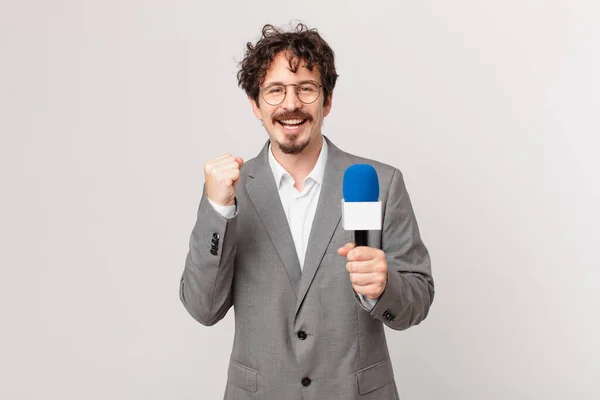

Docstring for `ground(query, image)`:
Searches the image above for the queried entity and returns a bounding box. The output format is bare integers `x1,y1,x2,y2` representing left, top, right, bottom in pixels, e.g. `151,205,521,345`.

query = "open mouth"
276,118,308,132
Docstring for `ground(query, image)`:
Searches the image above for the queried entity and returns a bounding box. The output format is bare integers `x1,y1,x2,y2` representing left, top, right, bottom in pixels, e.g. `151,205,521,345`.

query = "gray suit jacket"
180,137,434,399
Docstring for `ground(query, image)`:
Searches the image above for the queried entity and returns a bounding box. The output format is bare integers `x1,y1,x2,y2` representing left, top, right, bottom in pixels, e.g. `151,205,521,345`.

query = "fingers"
205,154,240,173
337,242,355,257
349,268,387,300
339,244,387,300
211,154,244,166
345,258,386,274
213,153,233,161
346,246,383,262
338,245,384,264
352,283,386,300
348,272,386,286
210,161,240,175
204,153,243,206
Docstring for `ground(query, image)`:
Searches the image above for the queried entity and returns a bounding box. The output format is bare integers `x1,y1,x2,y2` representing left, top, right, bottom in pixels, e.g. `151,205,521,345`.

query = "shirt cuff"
358,293,379,311
207,198,237,219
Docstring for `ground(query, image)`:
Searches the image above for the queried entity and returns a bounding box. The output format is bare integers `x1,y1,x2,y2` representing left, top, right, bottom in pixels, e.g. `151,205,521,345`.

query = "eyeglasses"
259,80,323,106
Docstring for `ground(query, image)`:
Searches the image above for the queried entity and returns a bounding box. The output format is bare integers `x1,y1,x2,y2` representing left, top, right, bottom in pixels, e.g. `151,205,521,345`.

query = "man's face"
251,52,333,156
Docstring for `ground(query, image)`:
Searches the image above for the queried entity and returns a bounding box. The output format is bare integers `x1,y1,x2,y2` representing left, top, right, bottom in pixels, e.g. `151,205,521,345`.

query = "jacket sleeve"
179,188,237,326
367,168,434,330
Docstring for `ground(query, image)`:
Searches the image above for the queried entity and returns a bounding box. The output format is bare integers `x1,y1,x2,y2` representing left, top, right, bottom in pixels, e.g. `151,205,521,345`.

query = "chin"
277,134,310,155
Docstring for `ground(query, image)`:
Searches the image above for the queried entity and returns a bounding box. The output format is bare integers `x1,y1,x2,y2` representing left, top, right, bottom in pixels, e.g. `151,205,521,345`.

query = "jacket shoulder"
335,145,400,184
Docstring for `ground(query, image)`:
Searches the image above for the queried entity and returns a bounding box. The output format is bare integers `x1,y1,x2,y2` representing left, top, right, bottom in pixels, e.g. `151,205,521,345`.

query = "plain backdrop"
1,1,598,399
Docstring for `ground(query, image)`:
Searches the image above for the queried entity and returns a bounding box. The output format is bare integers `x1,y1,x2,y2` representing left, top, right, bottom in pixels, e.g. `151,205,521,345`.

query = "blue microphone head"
343,164,379,202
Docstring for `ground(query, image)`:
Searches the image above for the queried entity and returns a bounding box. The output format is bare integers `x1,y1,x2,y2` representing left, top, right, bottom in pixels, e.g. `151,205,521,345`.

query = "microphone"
342,164,382,247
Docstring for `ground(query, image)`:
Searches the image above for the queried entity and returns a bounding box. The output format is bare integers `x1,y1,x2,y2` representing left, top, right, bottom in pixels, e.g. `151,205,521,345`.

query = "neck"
271,135,323,188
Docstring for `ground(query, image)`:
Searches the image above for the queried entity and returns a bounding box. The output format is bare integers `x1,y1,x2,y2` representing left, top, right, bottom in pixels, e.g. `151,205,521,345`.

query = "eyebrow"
262,81,284,87
262,80,317,87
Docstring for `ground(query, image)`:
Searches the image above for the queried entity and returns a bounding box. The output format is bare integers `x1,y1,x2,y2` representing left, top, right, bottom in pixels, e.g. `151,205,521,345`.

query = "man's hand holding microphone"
338,244,388,300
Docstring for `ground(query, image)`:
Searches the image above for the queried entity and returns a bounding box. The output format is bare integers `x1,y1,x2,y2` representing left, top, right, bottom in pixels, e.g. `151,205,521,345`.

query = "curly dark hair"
237,23,338,107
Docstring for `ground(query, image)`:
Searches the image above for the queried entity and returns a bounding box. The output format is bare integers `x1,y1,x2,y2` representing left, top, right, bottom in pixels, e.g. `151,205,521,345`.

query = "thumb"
337,242,356,257
235,157,244,169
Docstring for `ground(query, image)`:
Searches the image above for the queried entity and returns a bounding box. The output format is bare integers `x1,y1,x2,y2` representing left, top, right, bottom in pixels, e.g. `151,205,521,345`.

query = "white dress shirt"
208,138,378,309
267,140,327,269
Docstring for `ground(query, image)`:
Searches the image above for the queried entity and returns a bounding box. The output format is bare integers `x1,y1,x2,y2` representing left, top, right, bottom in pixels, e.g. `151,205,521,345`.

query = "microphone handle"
354,230,369,247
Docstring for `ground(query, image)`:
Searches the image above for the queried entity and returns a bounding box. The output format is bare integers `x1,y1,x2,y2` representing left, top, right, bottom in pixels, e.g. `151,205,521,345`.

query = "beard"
276,133,310,155
270,109,314,154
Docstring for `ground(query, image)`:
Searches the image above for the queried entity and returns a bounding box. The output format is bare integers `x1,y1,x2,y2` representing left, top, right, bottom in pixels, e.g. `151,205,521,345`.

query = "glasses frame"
259,80,323,106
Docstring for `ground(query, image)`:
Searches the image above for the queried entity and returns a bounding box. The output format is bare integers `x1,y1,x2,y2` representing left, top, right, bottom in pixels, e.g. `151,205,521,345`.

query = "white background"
1,1,598,399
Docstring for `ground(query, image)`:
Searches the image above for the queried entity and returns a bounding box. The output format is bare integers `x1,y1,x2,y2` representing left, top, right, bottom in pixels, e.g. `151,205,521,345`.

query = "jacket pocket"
357,358,394,395
227,361,258,393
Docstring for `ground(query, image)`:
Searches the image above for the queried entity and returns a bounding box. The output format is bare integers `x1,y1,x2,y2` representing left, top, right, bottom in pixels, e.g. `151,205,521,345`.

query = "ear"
323,92,333,117
250,97,263,121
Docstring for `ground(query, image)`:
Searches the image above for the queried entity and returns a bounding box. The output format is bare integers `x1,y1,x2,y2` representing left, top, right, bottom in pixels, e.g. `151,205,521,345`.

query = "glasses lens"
263,84,285,105
297,82,320,104
261,82,321,105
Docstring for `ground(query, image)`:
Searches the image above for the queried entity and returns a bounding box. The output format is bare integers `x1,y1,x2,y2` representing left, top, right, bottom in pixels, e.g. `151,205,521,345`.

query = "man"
180,23,434,399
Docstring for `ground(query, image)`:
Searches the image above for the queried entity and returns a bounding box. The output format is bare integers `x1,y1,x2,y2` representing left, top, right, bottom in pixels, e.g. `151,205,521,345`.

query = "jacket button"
301,377,311,387
212,233,220,240
210,248,218,256
297,331,307,340
383,309,396,321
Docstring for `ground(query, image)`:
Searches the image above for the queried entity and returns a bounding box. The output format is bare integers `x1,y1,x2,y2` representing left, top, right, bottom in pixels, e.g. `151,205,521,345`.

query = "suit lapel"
295,138,352,314
245,142,302,297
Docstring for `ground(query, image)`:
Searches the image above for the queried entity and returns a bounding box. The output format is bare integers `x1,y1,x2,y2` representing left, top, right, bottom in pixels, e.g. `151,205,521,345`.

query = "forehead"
263,52,321,84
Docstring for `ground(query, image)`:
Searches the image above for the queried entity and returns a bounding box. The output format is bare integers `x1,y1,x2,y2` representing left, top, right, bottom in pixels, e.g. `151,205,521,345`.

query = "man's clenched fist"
338,243,388,300
204,154,244,206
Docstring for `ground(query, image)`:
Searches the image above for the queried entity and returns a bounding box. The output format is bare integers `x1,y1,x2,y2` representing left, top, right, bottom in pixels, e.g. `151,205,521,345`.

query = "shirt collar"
268,137,328,188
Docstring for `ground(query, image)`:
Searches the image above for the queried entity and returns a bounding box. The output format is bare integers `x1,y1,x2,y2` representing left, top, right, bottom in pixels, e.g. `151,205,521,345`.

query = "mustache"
272,111,313,123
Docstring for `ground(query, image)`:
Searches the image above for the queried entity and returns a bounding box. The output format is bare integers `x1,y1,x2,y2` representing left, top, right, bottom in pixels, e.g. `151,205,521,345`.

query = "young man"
180,23,434,399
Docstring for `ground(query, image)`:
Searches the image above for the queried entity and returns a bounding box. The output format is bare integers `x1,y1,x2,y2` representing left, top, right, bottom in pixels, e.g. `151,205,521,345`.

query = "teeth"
280,119,304,125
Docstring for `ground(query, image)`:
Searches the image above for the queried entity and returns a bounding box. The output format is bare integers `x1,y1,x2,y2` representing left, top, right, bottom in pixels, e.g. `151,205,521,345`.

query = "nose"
280,84,303,111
